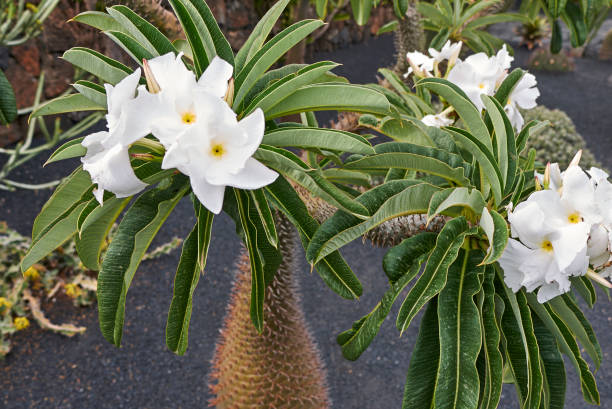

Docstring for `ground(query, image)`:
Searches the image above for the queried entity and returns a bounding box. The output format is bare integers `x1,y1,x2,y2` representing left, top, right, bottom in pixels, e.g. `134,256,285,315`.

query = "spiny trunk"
209,215,330,409
393,2,425,76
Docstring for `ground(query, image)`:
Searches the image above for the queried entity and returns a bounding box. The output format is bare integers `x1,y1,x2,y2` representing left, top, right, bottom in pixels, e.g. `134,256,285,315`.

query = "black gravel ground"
1,35,612,409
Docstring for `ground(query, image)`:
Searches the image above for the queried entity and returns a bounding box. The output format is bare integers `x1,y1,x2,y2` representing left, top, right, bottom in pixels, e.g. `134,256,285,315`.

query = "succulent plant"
209,215,330,409
517,16,551,50
599,28,612,61
527,47,575,72
522,105,603,170
102,0,182,40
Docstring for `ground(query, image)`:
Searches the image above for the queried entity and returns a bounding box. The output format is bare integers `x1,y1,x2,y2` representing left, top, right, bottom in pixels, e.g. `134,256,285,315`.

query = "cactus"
517,16,550,50
527,47,575,71
208,215,330,409
522,105,604,170
599,28,612,61
393,2,425,76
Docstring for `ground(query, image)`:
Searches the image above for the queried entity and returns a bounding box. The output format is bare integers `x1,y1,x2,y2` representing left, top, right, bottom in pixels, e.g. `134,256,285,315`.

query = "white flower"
404,51,435,78
160,92,278,214
143,52,233,147
587,224,611,268
429,40,462,66
447,54,500,111
421,112,453,128
504,72,540,131
81,69,150,203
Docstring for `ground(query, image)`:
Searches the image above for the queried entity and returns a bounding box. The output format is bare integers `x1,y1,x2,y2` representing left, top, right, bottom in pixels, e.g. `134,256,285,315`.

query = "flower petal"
190,177,226,214
207,157,278,189
81,144,146,203
198,56,233,98
498,238,531,292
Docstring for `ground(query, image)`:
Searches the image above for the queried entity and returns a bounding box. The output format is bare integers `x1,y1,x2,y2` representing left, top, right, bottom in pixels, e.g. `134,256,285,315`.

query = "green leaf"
32,168,93,240
244,61,340,115
549,295,602,369
497,283,542,409
62,47,132,85
105,30,155,63
316,0,329,17
98,176,189,346
377,20,399,35
30,93,106,119
396,217,475,334
402,299,440,409
250,189,278,248
21,202,88,273
344,142,472,186
262,126,374,155
45,137,86,165
0,69,17,125
383,232,438,283
166,199,213,355
234,0,291,73
254,145,367,216
231,189,281,332
75,197,129,270
393,0,408,18
479,208,508,265
571,276,596,308
533,314,566,409
445,127,503,205
417,2,451,26
306,170,370,218
72,80,108,107
307,181,441,264
435,249,483,409
478,266,503,409
234,19,324,108
527,293,599,404
493,69,524,107
549,0,569,19
482,95,509,185
417,78,492,153
107,5,175,56
427,187,486,221
351,0,373,25
551,19,563,53
265,176,362,299
338,253,424,361
264,83,391,119
465,13,528,29
562,2,587,47
169,0,233,76
71,10,124,32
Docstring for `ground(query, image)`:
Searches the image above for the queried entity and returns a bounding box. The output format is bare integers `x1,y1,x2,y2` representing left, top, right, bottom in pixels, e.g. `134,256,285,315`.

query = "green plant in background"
0,220,181,358
519,0,611,53
0,0,59,46
0,71,104,191
522,105,603,170
518,15,550,50
0,0,60,125
416,0,527,54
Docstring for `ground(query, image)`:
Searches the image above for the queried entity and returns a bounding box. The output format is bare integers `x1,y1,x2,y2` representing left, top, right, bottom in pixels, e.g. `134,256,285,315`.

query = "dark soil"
1,35,612,409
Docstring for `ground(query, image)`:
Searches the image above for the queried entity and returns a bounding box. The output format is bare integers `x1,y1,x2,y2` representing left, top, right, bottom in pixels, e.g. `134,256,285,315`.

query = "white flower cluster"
81,53,278,214
406,41,540,131
499,152,612,303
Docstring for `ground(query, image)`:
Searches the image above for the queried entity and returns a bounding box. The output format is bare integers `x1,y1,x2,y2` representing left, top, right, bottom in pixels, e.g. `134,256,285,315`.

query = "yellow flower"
65,283,81,298
24,266,40,281
14,317,30,331
0,297,12,312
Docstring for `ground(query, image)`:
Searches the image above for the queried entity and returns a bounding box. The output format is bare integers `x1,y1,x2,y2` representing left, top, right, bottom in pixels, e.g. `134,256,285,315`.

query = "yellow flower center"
181,112,197,124
211,143,225,158
478,83,485,89
568,213,581,224
541,240,553,252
